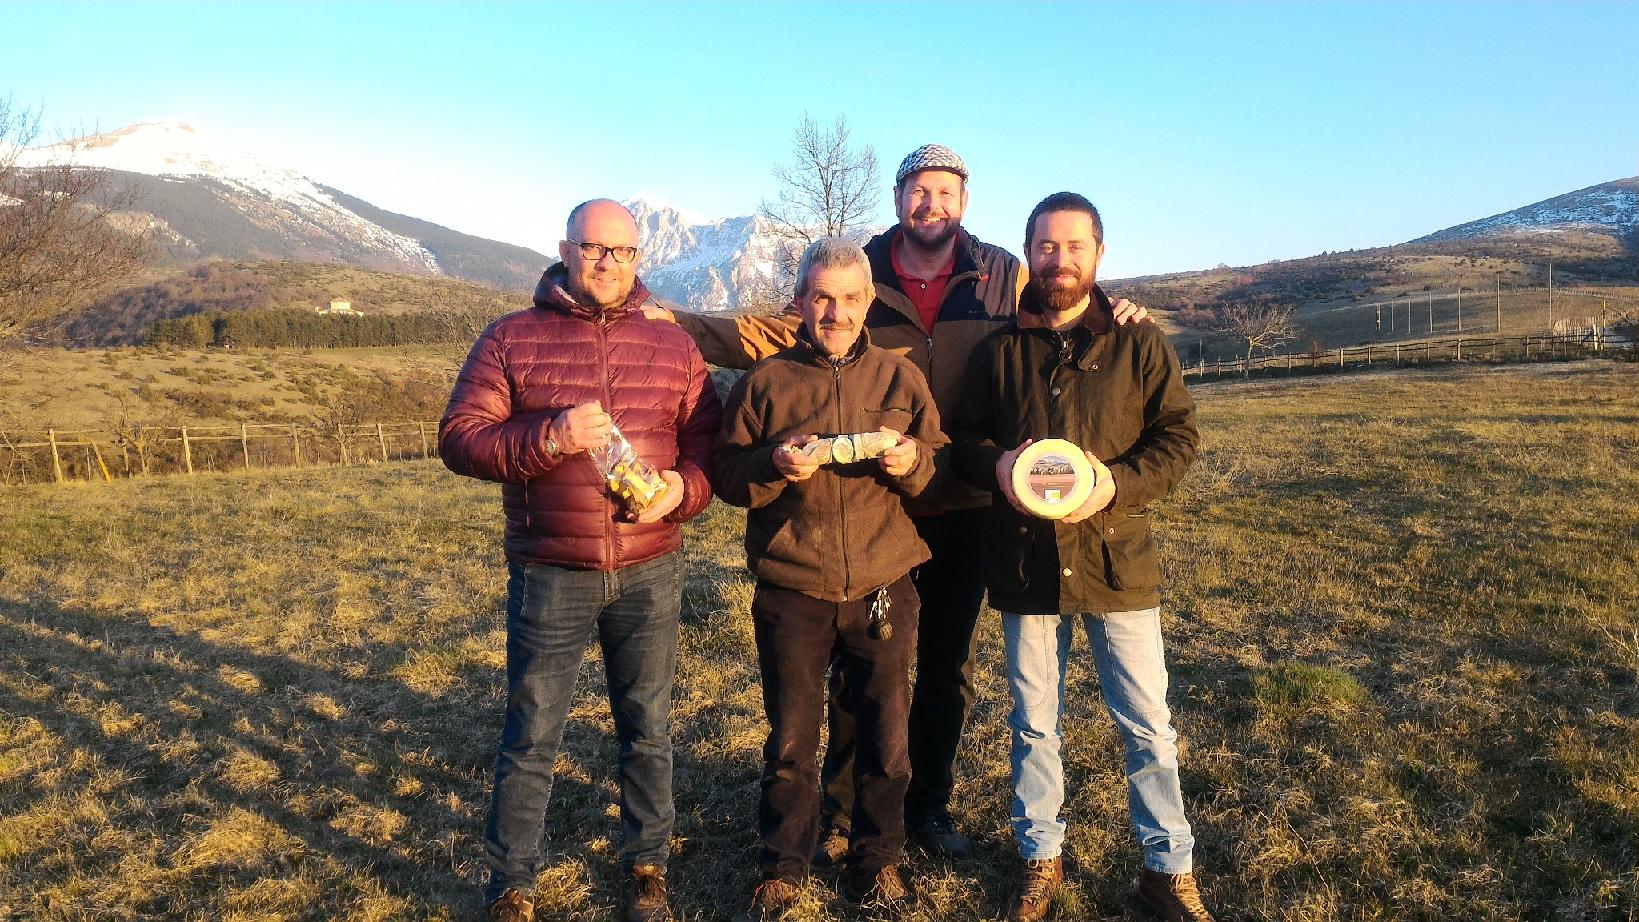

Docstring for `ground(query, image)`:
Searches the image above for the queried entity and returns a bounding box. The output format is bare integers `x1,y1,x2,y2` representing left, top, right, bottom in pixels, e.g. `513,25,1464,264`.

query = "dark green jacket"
949,286,1198,614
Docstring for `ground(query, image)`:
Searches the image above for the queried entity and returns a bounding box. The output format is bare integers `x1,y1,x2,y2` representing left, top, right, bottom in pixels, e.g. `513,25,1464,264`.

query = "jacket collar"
1015,282,1115,335
794,324,872,368
532,263,652,322
864,225,985,297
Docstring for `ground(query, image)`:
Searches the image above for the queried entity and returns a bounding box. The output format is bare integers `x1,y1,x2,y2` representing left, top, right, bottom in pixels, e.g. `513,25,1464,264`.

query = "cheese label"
1011,439,1096,519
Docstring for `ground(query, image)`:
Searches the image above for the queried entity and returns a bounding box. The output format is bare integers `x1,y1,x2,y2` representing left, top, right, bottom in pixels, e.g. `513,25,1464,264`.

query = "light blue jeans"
1003,607,1194,873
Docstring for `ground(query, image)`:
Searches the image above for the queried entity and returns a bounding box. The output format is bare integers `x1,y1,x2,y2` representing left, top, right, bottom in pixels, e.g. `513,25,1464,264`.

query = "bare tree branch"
752,114,879,307
1211,301,1300,377
0,99,154,350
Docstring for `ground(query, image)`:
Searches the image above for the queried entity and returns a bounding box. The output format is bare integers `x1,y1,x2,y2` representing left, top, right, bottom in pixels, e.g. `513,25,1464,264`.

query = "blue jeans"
483,552,682,903
1003,607,1195,874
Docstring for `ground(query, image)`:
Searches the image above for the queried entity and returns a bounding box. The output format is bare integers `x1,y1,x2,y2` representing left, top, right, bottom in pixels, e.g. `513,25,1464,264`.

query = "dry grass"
0,360,1635,920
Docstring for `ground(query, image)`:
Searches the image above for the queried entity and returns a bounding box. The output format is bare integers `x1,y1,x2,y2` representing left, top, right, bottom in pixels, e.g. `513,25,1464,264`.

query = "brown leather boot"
485,888,535,922
1007,856,1063,922
736,877,802,922
812,820,850,868
848,864,911,916
622,863,673,922
1133,869,1215,922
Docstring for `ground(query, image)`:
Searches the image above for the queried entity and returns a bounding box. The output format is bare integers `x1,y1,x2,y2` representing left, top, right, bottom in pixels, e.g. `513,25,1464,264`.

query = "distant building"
316,299,361,316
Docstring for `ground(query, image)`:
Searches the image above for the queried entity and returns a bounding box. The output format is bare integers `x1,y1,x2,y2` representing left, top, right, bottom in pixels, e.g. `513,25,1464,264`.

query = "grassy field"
0,345,466,433
1,361,1636,921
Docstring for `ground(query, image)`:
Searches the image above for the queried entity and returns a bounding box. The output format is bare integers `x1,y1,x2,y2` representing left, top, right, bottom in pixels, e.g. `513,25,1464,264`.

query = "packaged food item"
592,422,668,515
1010,438,1096,519
789,430,899,465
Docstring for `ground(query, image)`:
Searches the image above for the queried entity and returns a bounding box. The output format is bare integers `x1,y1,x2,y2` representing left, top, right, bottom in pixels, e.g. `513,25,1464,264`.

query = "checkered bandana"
894,144,969,185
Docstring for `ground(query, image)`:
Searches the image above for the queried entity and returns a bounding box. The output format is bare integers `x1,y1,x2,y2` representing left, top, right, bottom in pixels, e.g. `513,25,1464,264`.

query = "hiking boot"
907,812,971,860
1007,857,1063,922
848,864,911,916
621,863,673,922
1133,869,1215,922
485,888,535,922
735,877,802,922
812,820,851,868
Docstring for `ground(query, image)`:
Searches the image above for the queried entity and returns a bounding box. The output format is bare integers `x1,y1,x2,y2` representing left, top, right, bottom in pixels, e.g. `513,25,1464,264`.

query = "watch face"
830,435,856,464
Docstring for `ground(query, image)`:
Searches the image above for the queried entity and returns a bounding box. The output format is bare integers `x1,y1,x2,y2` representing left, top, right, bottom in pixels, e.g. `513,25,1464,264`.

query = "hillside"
0,344,467,432
1,361,1634,920
48,261,532,346
18,122,549,291
1109,227,1637,358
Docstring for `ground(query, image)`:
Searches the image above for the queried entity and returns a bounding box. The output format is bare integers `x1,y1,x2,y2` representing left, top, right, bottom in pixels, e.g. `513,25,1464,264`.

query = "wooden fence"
1183,329,1636,381
1,420,441,486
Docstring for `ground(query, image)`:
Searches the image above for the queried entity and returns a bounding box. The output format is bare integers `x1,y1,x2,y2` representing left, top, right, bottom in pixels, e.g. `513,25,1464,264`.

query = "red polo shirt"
890,239,955,332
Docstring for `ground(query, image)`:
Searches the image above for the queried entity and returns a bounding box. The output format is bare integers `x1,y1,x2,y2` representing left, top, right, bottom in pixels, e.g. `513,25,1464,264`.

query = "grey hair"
794,237,874,299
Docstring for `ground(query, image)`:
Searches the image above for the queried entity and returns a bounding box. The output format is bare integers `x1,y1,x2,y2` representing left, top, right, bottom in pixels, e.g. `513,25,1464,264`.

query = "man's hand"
877,428,916,478
551,401,612,453
642,305,677,323
772,434,822,482
632,470,685,524
994,439,1035,516
1111,298,1151,325
1061,452,1115,523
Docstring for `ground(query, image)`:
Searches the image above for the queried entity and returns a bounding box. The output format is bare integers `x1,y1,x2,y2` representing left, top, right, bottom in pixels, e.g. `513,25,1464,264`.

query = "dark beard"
900,219,959,251
1027,272,1094,314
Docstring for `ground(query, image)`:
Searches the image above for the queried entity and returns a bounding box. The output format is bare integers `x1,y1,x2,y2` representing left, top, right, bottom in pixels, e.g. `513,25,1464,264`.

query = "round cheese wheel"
1010,438,1096,519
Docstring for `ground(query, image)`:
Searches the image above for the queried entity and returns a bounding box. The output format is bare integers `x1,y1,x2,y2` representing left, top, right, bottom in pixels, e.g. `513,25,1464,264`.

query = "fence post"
1366,344,1372,365
1524,336,1531,359
377,423,389,463
241,423,251,470
291,425,302,466
419,421,430,459
1425,339,1432,363
181,427,194,475
1456,338,1463,362
1394,343,1400,363
1338,347,1344,368
48,429,64,483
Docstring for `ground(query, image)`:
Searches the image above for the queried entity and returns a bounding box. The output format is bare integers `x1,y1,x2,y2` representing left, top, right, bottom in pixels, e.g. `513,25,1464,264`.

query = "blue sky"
4,0,1636,279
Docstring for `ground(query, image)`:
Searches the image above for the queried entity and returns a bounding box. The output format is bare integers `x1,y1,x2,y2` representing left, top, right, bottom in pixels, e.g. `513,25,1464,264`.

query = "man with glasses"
440,198,722,922
648,146,1149,863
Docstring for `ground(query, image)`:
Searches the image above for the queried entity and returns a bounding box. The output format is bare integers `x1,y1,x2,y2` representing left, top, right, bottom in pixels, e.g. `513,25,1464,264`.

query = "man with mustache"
713,237,946,918
650,145,1149,862
949,192,1212,922
440,199,721,922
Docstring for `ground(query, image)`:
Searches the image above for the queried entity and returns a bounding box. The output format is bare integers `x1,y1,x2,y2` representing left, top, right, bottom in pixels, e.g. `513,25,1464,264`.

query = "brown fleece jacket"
712,328,949,602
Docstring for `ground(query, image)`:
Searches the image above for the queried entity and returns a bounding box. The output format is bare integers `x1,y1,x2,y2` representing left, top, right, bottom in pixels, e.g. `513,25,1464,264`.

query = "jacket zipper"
832,361,851,600
599,317,614,572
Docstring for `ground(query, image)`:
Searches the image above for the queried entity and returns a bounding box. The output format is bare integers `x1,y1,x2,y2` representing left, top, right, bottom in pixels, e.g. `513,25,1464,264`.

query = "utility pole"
1547,260,1554,333
1375,302,1382,332
1428,291,1434,335
1456,286,1463,333
1495,273,1502,332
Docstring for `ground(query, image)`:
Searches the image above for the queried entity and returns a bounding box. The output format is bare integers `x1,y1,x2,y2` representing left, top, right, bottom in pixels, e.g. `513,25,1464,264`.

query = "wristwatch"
544,434,562,458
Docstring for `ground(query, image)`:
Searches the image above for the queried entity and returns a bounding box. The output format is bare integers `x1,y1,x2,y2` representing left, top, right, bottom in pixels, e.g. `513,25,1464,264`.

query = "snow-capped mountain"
627,199,787,311
1414,177,1638,243
16,122,547,291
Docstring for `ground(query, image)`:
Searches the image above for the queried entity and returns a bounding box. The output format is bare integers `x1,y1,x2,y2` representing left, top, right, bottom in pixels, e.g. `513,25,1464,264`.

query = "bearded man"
949,192,1213,922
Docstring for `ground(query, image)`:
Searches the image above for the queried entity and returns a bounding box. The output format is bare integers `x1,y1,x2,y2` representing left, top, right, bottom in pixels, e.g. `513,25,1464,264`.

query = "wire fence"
1182,329,1636,381
1,420,441,486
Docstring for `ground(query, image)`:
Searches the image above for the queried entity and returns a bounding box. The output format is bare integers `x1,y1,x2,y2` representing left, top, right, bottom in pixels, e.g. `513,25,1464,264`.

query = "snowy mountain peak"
1416,177,1638,243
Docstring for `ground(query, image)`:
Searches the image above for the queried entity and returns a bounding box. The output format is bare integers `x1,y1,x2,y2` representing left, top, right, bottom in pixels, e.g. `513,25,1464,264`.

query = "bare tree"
752,114,880,307
0,100,153,349
1212,301,1300,377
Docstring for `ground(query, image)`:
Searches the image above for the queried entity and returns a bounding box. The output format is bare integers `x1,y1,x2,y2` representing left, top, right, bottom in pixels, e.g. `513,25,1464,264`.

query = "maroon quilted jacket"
439,265,721,570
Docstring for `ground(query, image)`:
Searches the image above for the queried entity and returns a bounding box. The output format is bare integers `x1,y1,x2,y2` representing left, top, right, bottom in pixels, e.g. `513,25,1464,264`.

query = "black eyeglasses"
569,239,639,265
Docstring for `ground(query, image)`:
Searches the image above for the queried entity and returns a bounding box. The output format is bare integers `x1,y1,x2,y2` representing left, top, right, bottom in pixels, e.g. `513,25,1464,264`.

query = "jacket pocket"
986,516,1035,595
868,407,915,436
1101,512,1160,592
